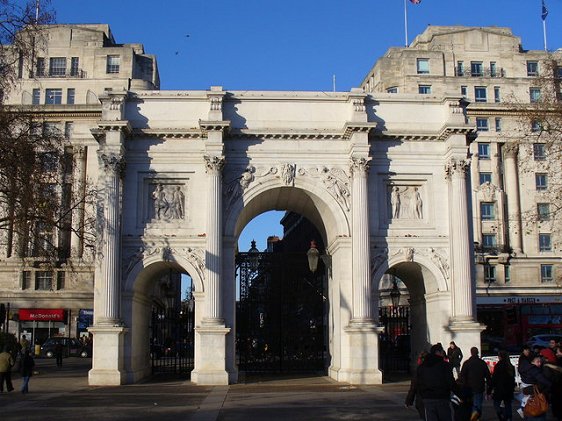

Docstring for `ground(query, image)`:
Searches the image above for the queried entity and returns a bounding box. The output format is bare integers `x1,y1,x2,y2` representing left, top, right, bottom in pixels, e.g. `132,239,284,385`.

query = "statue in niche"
170,186,185,219
280,163,296,186
152,184,169,220
390,186,401,218
411,187,423,219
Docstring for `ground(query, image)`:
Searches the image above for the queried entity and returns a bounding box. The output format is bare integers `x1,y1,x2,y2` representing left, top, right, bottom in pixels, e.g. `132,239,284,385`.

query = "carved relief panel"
141,178,189,224
387,184,425,221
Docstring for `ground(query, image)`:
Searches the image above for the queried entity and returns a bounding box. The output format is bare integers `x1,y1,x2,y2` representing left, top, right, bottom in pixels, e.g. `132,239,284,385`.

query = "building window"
495,118,502,132
35,271,53,290
476,118,489,132
386,87,398,93
70,57,79,76
533,143,546,160
471,61,483,77
504,265,511,283
66,88,75,105
479,172,492,185
531,120,542,132
32,88,40,105
541,265,553,282
22,271,32,290
482,233,497,250
106,55,120,73
530,87,541,103
494,86,501,103
527,61,539,76
56,271,65,290
45,88,62,105
49,57,66,77
484,264,496,283
461,85,467,97
457,61,464,76
64,122,74,139
417,58,429,74
36,57,45,77
539,234,552,252
475,86,487,102
478,143,490,159
480,202,495,221
537,203,550,221
490,62,497,77
418,85,431,94
535,173,548,191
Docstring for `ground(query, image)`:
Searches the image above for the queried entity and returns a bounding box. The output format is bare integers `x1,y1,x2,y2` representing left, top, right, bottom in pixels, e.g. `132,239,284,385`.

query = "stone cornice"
228,129,344,140
343,122,377,139
131,128,202,139
199,120,230,138
3,104,102,119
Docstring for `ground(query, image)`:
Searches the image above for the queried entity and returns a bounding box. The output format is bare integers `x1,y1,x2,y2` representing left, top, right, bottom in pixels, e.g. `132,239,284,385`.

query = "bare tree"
0,1,96,263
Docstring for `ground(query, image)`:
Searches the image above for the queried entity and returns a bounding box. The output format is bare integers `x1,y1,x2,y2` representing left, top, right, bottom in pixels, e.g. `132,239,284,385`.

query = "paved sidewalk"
0,358,551,420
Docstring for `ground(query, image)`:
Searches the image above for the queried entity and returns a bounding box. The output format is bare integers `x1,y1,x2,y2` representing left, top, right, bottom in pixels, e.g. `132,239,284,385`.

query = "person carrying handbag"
519,355,551,421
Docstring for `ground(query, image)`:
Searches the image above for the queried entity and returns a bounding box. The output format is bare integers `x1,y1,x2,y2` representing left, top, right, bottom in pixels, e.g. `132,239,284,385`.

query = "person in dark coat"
54,342,63,367
488,350,516,421
460,347,491,421
406,350,428,420
417,343,455,421
20,349,35,394
518,345,534,380
520,355,551,421
543,352,562,421
448,342,463,378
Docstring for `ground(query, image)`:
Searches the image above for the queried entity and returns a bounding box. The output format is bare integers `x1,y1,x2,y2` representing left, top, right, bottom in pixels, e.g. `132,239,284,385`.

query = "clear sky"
49,0,562,252
51,0,562,92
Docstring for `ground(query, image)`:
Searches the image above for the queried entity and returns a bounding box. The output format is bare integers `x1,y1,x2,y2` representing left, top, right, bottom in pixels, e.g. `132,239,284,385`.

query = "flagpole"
404,0,408,47
542,19,547,51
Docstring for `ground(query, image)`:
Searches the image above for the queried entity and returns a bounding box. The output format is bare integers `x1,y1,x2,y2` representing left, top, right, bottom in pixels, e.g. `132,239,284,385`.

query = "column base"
338,323,384,385
449,319,486,359
192,325,231,385
88,325,128,386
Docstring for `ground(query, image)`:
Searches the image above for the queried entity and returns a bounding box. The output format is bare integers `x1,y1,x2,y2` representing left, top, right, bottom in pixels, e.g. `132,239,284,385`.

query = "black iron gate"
236,251,326,372
379,306,411,373
150,303,195,375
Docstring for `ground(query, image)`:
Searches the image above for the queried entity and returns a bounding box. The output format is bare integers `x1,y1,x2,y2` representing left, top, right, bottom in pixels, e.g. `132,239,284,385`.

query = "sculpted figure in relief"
411,187,423,219
280,163,296,186
152,184,169,220
170,186,185,219
322,167,350,211
391,186,401,219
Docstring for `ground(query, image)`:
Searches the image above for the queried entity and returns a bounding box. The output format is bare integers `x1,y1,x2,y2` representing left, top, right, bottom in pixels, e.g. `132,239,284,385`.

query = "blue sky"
50,0,562,252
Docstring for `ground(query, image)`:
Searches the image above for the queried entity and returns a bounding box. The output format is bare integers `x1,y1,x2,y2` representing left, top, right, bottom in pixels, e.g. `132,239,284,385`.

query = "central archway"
223,180,352,381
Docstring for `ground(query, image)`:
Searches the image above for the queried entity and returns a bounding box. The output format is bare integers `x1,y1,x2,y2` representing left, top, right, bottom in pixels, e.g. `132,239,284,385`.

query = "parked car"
526,334,562,350
40,337,91,358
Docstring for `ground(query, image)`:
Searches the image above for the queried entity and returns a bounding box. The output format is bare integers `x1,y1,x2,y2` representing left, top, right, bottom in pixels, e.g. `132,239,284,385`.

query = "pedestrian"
459,347,491,421
543,348,562,421
488,350,516,421
54,342,63,367
406,350,428,420
20,349,35,394
519,355,551,420
448,341,463,379
0,347,15,393
19,335,30,353
417,343,455,421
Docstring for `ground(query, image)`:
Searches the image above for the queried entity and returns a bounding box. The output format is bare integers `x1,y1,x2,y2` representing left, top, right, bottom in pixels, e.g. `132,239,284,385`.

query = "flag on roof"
410,0,421,4
542,0,548,20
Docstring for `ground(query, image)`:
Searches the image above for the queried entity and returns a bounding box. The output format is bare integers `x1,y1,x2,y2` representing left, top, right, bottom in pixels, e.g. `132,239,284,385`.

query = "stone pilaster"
70,146,87,258
349,156,373,324
445,158,475,322
202,155,225,325
97,152,125,325
503,144,523,254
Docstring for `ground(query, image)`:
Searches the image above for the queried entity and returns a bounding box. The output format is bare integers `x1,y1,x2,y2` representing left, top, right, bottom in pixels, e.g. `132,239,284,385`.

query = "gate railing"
379,305,411,374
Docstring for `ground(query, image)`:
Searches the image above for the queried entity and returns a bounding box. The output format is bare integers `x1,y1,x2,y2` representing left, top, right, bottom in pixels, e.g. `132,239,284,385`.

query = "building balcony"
455,68,505,78
33,69,88,79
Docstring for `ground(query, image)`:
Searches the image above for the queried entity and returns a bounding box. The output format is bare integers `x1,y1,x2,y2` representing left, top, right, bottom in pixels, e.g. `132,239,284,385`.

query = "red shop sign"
19,308,65,321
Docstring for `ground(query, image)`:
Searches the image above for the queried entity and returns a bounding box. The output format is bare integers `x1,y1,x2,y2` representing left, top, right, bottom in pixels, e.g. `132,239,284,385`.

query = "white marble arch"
222,177,355,383
120,253,205,383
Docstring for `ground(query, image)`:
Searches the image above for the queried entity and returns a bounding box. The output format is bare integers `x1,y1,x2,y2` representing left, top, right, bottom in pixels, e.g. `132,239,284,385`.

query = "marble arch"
88,88,484,386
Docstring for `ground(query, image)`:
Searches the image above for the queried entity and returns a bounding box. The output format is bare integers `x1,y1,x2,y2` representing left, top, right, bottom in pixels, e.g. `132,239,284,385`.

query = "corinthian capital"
100,152,125,177
445,158,470,179
503,142,519,159
204,155,225,173
350,156,371,176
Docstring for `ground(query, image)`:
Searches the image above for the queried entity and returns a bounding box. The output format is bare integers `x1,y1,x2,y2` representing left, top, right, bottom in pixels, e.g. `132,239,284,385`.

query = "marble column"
97,152,124,325
503,144,523,254
350,156,373,324
445,158,474,322
70,146,87,258
203,154,225,325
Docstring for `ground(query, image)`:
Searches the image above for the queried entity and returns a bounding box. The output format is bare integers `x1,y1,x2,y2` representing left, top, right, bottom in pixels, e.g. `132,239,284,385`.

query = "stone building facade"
0,24,559,385
361,26,562,349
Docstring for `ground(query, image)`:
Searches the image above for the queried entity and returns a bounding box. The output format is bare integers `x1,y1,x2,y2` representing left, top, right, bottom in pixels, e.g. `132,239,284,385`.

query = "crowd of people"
0,335,35,394
405,339,562,421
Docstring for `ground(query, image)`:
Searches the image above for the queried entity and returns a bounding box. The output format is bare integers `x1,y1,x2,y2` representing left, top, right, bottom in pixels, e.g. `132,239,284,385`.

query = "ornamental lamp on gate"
307,240,320,273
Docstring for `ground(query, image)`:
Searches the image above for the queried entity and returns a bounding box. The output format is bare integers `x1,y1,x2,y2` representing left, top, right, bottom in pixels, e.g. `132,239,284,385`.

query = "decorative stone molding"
321,167,351,211
350,157,371,175
370,247,389,276
224,166,256,213
475,181,502,202
425,247,450,281
445,158,470,179
204,155,225,173
279,163,297,186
